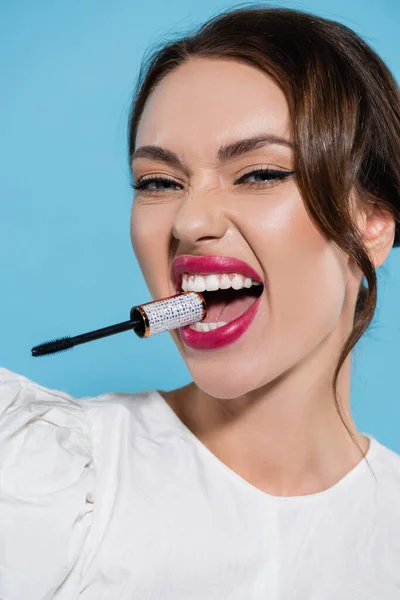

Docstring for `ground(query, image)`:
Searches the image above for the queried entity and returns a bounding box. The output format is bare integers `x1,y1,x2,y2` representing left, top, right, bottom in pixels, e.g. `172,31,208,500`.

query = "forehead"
135,58,291,152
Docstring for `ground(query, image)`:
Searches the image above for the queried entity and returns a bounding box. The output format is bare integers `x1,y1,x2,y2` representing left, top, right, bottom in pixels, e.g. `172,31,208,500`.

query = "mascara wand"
31,291,207,357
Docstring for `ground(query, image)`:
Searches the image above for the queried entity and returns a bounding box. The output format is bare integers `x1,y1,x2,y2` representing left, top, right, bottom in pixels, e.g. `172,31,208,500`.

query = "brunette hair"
128,6,400,467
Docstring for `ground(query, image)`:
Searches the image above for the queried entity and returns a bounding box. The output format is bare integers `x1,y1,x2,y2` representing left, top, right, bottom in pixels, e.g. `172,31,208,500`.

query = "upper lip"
172,255,263,292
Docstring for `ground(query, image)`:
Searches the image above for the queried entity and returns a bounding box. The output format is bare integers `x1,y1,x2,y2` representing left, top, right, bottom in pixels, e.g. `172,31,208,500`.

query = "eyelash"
131,168,294,192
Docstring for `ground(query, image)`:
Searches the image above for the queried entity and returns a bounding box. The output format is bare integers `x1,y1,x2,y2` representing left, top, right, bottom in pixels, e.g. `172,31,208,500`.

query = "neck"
165,335,369,497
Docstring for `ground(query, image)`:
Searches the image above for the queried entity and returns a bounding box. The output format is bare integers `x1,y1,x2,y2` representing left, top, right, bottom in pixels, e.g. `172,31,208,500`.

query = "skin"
130,57,396,496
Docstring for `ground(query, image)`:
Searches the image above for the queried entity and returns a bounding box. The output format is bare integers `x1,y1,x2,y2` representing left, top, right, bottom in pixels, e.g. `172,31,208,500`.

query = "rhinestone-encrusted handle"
130,292,207,338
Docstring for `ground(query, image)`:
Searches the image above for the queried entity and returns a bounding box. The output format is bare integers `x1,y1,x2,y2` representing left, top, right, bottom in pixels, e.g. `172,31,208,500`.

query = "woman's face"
130,58,359,399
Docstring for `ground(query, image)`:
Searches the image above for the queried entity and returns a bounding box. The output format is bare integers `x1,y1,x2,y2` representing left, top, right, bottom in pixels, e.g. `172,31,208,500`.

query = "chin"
184,359,283,401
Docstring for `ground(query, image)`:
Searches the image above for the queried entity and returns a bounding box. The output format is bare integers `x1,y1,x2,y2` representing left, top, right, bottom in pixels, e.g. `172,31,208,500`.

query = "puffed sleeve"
0,367,96,600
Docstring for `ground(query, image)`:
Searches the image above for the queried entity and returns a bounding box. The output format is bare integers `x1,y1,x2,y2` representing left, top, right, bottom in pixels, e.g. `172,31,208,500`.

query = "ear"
351,191,396,269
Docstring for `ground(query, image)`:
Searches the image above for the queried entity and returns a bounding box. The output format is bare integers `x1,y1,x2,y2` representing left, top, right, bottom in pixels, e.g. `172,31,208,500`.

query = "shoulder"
371,437,400,489
81,386,162,422
365,436,400,533
0,367,93,482
0,365,164,469
0,365,159,429
0,367,165,597
0,367,96,598
0,366,165,498
0,366,92,467
79,386,172,465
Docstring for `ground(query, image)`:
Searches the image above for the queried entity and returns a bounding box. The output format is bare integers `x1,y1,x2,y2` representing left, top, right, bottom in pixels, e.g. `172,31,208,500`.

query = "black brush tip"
31,336,75,357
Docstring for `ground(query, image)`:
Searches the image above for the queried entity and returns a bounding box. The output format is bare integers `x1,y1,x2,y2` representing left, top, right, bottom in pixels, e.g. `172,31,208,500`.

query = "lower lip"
179,293,262,350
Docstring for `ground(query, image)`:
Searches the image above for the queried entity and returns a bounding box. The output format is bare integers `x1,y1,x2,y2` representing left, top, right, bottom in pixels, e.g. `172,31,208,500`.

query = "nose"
172,188,230,245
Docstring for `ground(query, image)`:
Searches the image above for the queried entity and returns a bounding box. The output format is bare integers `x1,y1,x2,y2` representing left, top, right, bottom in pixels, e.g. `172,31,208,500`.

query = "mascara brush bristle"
31,337,75,357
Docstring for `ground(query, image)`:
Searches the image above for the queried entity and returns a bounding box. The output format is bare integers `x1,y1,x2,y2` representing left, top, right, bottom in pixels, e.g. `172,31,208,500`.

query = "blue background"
1,0,399,451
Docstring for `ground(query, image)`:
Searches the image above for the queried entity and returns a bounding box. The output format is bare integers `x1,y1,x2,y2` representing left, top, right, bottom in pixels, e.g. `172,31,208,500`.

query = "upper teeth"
181,273,262,292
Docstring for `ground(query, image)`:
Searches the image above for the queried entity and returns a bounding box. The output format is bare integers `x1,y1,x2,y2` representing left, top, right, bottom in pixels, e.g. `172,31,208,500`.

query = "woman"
1,6,400,599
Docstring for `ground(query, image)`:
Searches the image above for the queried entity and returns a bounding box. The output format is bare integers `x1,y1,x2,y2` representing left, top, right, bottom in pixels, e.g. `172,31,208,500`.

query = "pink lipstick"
172,254,264,350
179,292,261,350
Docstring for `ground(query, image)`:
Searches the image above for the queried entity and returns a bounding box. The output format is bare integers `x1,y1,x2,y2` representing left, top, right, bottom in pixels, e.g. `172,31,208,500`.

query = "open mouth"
197,284,264,325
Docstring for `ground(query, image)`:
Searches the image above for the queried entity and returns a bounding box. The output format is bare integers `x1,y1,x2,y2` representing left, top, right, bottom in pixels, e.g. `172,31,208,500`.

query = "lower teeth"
189,321,228,332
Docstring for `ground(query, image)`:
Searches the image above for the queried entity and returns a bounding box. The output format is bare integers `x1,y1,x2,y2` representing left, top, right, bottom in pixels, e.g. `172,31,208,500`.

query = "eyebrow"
131,135,294,174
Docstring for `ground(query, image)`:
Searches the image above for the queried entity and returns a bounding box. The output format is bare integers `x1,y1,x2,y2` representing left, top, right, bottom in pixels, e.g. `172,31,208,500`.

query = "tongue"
203,291,257,323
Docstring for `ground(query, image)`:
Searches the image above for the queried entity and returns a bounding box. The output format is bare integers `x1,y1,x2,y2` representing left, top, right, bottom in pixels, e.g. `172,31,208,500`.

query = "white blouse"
1,366,400,600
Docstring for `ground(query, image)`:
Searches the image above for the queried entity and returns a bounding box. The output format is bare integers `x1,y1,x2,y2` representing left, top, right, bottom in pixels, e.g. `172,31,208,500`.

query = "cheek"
130,203,172,296
276,222,346,339
248,196,348,347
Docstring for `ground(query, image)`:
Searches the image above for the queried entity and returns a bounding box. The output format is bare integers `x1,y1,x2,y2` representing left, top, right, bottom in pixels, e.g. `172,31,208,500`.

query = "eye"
131,176,182,192
235,168,295,186
131,168,295,193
